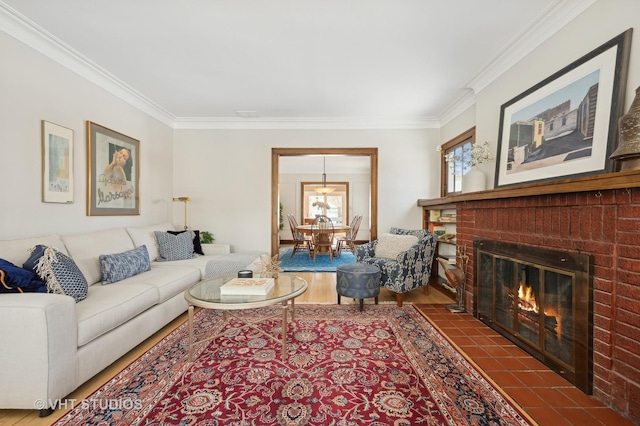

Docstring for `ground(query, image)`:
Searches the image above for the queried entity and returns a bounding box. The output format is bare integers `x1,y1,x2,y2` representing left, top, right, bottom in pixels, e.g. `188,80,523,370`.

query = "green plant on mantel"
279,202,284,230
200,231,215,244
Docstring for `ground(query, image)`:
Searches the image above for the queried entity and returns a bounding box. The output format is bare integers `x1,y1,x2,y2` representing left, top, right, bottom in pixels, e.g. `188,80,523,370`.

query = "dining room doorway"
271,148,378,256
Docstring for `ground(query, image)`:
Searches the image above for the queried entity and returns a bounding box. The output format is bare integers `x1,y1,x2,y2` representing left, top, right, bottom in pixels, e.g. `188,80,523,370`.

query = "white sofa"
0,223,264,414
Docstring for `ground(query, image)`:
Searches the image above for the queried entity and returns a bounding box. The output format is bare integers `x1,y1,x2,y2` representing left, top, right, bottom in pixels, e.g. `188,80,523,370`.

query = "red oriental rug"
53,305,535,425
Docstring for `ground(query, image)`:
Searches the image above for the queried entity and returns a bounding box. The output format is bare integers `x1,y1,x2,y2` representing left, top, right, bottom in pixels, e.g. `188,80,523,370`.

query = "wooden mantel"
417,169,640,207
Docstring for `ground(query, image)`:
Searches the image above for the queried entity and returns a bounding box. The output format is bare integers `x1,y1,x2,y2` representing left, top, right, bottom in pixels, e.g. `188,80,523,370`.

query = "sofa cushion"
375,233,418,260
155,231,195,261
24,245,88,302
62,228,136,286
0,234,68,266
167,230,204,255
75,282,158,346
100,245,151,284
126,222,175,262
130,265,201,303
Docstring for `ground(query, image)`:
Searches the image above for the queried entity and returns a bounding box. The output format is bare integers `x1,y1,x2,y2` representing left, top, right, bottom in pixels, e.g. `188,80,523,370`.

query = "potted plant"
199,231,218,255
200,231,215,244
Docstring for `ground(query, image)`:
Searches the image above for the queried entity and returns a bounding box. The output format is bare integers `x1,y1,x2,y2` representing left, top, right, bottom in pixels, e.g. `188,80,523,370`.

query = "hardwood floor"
0,273,449,425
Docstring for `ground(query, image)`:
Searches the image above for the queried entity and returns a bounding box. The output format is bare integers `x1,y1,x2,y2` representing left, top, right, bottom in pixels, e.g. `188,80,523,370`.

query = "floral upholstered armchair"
356,227,437,306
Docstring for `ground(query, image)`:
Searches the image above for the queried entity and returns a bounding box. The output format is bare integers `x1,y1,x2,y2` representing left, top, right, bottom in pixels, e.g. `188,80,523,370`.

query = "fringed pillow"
23,245,88,302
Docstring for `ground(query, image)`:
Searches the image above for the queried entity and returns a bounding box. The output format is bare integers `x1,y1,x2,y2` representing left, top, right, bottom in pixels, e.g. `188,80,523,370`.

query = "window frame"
301,182,349,225
440,127,476,197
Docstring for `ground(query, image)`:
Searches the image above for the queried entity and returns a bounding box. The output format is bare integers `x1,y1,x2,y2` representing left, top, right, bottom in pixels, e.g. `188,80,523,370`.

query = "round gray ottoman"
336,263,381,312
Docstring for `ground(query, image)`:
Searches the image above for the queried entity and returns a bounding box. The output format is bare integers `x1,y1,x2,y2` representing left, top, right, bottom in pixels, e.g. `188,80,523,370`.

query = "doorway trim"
271,147,378,256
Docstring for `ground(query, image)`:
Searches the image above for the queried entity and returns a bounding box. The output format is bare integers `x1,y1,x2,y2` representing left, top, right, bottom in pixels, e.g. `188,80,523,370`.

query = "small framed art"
86,121,140,216
42,120,74,203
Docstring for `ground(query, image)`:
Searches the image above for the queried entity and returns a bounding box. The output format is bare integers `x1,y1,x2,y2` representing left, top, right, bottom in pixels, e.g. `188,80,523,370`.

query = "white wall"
173,129,441,252
443,0,640,184
6,0,634,249
279,170,371,240
0,32,175,239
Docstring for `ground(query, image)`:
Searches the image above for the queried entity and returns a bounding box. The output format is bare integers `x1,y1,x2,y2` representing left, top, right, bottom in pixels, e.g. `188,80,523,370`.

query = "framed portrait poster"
42,121,74,203
86,121,140,216
494,29,632,188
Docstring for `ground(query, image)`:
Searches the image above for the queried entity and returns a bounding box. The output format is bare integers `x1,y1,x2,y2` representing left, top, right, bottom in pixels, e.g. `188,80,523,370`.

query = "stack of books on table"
220,277,275,296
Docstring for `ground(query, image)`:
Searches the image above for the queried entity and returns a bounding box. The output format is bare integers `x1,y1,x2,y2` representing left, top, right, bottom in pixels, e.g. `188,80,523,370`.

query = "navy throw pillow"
0,258,47,293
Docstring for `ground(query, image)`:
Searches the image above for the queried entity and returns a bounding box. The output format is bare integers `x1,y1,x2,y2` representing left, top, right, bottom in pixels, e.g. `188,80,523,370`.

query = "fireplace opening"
474,239,593,393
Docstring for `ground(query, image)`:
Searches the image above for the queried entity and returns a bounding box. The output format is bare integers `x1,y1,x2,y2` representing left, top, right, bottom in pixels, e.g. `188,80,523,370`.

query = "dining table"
295,224,352,235
296,224,352,255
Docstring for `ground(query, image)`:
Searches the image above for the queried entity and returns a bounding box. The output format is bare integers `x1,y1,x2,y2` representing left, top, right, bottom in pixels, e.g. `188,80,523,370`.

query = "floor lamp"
172,197,191,230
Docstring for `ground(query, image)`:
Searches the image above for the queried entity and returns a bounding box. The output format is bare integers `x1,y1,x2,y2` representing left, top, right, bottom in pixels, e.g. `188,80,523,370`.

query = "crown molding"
437,0,596,126
437,90,476,127
0,1,175,126
172,116,440,130
1,0,596,131
466,0,597,94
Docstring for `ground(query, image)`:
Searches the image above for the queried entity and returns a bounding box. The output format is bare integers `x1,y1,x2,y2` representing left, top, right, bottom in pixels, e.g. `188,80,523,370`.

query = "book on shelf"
430,225,446,237
220,277,275,296
438,214,456,222
428,210,441,222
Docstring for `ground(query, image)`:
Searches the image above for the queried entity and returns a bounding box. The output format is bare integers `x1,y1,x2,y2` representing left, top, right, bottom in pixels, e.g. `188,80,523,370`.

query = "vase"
610,85,640,170
461,166,486,193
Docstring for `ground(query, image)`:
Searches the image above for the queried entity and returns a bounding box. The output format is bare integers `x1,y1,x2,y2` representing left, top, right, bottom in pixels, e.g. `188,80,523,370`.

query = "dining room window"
302,182,348,225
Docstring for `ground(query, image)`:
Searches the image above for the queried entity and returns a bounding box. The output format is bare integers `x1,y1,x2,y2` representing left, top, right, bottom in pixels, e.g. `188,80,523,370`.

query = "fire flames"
518,282,538,313
517,282,562,338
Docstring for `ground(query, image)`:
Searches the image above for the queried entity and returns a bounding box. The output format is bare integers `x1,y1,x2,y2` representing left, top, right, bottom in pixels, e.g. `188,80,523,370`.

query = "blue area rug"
278,247,356,272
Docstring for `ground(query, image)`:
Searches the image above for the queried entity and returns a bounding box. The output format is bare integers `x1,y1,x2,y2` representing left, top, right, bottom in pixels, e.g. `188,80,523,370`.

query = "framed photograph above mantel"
494,28,632,188
86,121,140,216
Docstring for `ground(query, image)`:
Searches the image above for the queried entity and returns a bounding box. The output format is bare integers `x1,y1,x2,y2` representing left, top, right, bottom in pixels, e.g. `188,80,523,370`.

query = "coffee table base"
187,299,297,362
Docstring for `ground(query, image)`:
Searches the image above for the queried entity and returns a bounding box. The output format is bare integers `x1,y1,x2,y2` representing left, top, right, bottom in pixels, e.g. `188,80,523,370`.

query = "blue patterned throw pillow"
24,245,88,302
100,245,151,284
154,231,195,261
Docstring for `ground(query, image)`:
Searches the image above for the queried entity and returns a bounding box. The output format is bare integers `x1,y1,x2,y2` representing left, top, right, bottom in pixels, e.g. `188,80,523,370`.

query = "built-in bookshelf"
423,203,457,298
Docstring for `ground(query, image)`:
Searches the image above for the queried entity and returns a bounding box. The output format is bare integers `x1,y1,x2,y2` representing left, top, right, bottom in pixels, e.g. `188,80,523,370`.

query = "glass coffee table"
184,273,307,362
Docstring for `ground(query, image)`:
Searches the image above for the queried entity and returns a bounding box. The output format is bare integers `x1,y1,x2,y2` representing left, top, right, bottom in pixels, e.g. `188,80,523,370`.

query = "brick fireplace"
453,187,640,422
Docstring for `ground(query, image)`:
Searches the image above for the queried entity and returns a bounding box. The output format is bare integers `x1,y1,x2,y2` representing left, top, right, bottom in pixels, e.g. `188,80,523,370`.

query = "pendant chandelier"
314,156,335,194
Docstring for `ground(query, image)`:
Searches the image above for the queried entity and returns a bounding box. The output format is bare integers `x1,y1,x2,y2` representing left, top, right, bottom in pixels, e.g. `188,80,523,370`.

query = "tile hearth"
416,304,633,426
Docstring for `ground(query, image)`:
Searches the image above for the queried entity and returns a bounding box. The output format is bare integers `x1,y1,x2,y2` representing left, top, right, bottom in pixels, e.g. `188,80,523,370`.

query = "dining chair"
336,215,362,256
311,215,335,263
287,214,313,257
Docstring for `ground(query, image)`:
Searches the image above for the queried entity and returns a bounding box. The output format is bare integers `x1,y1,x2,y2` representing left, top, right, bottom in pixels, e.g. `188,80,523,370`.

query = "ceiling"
1,0,594,129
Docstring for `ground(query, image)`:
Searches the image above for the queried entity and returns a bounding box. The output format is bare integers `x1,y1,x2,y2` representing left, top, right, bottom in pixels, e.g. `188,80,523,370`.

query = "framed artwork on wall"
86,121,140,216
494,28,632,188
42,120,74,203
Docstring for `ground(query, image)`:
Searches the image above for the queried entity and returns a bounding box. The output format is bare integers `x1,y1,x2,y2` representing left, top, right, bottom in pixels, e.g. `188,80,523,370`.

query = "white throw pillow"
375,233,419,260
126,222,175,261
